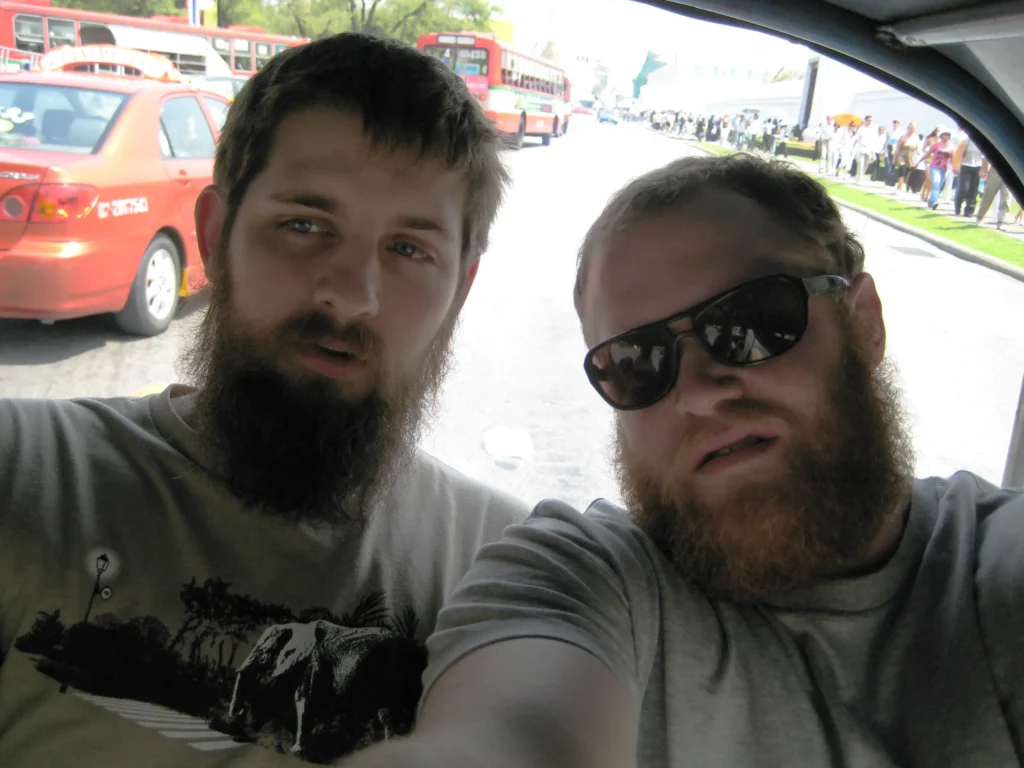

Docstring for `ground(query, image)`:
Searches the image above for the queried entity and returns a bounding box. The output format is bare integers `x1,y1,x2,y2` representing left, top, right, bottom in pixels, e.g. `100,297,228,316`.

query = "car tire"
115,234,181,337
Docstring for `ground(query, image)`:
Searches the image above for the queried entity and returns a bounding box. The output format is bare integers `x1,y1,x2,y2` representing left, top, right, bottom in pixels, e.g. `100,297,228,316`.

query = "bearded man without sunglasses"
340,155,1024,768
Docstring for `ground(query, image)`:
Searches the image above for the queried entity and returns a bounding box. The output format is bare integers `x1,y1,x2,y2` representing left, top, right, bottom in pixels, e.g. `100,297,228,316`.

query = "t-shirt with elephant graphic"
0,386,529,767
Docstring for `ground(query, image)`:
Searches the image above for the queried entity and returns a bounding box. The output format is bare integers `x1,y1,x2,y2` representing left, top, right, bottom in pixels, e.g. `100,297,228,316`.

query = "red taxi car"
0,46,230,335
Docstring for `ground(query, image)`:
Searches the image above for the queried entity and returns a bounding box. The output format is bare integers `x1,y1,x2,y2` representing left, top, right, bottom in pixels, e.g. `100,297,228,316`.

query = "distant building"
639,50,780,110
641,51,955,134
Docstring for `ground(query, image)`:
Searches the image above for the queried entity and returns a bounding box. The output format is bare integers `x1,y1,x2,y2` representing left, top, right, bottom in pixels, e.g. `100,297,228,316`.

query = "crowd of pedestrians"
639,105,1020,231
815,115,1021,230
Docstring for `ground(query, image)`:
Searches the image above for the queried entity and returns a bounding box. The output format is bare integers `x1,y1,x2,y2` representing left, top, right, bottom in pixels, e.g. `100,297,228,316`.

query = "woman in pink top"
916,128,956,209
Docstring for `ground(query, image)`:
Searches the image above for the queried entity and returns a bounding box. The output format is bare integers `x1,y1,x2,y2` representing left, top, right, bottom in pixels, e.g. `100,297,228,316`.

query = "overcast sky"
494,0,810,86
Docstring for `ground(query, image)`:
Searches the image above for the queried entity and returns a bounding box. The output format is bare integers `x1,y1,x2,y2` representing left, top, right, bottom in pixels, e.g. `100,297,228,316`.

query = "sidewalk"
642,125,1024,281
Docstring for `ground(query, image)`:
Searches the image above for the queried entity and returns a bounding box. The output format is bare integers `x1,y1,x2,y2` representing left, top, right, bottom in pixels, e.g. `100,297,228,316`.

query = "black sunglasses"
583,274,850,410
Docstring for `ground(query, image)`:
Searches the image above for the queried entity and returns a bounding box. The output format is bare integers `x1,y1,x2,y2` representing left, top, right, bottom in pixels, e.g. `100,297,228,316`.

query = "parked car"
597,107,619,124
0,49,231,335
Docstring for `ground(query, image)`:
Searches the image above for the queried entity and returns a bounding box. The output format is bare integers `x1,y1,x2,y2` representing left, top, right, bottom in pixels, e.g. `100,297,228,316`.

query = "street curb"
646,127,1024,283
821,197,1024,284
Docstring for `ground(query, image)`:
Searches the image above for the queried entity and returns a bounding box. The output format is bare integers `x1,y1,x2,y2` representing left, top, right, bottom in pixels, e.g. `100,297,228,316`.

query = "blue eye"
388,240,430,260
283,218,325,235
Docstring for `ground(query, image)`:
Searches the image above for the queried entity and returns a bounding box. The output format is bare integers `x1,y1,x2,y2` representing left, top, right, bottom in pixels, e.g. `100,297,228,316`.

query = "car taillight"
0,184,98,223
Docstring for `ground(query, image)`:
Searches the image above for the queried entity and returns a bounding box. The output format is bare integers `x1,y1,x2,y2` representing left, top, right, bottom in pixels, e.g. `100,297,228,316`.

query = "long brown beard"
617,317,914,603
179,248,459,526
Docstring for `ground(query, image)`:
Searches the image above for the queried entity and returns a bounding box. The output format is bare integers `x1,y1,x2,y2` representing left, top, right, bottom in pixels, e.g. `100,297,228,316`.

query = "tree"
266,0,498,45
631,49,667,99
53,0,184,17
767,66,804,83
540,40,558,61
214,0,268,29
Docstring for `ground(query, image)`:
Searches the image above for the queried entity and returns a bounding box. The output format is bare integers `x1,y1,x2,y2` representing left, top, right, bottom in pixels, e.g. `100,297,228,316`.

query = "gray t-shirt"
425,472,1023,767
0,386,528,767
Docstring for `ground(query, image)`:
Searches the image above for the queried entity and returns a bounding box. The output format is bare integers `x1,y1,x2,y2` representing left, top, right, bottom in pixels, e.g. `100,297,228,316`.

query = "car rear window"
0,82,127,154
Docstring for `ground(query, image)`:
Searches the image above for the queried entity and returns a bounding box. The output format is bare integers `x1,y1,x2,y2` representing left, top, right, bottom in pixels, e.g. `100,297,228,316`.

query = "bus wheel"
513,114,526,149
546,119,559,144
115,234,180,337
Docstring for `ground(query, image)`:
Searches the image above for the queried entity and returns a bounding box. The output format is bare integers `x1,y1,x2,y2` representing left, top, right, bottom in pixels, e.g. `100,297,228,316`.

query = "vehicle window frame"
232,38,252,73
211,36,232,68
0,82,128,154
199,94,230,133
13,13,45,54
255,41,271,70
159,94,217,160
46,17,76,51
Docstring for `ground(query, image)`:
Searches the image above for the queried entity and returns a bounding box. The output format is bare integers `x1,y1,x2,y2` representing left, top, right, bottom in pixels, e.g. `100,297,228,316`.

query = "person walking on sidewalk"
893,122,918,193
886,119,901,173
976,158,1011,229
918,127,940,201
916,128,955,209
817,116,835,173
954,134,984,216
852,115,874,184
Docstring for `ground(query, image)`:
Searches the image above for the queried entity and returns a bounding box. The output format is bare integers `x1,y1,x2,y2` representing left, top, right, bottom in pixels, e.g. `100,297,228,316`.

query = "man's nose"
312,236,381,319
670,339,745,418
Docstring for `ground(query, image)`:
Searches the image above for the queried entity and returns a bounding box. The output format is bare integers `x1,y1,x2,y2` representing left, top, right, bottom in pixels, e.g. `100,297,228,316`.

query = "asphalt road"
2,116,1022,509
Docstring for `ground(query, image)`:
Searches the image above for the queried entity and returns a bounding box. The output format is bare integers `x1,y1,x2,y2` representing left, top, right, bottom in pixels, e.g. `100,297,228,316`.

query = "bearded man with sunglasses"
341,155,1024,768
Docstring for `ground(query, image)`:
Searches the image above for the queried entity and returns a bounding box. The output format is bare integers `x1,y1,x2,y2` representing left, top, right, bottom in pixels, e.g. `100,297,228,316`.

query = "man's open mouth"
697,436,775,470
316,344,358,361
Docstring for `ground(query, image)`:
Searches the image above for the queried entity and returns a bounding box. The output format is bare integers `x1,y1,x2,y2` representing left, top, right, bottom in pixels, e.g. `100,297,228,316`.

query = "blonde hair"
574,154,865,317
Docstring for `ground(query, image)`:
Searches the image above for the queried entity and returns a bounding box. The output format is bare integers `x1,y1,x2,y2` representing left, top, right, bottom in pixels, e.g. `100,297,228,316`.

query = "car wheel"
114,234,181,337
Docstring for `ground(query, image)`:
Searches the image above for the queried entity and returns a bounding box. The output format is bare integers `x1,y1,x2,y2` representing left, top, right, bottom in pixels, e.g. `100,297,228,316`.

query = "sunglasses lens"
587,336,672,409
695,277,807,364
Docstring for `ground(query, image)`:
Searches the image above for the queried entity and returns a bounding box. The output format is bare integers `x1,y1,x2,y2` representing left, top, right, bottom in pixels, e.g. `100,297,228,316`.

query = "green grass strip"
696,143,1023,269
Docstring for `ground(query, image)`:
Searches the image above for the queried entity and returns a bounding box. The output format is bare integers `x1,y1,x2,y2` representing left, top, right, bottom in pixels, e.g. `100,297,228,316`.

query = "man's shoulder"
918,469,1023,569
522,496,664,571
918,470,1022,522
0,393,160,454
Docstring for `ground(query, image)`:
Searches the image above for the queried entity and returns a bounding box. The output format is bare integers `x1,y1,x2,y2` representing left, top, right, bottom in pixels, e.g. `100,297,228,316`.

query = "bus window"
255,42,271,69
47,18,75,50
421,45,488,77
212,37,231,67
13,14,44,54
274,43,287,54
79,22,115,46
233,39,252,72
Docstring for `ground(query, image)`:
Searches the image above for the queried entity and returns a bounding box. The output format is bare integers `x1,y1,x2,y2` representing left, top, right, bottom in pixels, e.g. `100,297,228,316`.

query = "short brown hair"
574,154,865,316
214,32,508,262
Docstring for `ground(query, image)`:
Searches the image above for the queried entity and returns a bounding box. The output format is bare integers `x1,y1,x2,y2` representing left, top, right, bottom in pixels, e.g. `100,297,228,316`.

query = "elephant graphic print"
14,573,428,765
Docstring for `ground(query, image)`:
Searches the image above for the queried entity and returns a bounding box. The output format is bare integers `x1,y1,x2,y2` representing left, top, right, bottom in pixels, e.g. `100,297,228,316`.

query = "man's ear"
454,258,480,312
847,272,886,367
195,185,226,280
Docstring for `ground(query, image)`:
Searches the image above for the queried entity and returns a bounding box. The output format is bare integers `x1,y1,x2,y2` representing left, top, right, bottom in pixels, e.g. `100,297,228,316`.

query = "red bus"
418,31,570,149
0,0,307,77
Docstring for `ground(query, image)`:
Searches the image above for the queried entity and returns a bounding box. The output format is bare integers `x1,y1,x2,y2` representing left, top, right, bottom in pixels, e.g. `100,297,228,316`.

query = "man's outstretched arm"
340,637,637,768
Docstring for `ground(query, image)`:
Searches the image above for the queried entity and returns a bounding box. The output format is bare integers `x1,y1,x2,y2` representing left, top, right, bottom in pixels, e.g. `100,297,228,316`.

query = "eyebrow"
270,192,337,214
398,216,455,244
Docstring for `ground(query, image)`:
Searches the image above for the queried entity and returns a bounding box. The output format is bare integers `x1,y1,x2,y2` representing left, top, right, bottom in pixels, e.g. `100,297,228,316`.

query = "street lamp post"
59,553,114,694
